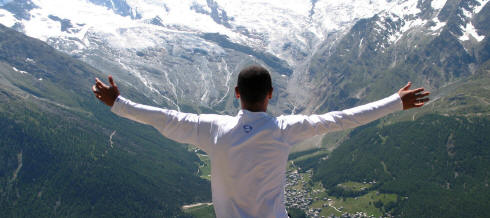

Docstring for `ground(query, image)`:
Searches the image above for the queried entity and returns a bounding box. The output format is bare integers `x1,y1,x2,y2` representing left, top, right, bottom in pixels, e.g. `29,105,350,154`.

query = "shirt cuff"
387,93,403,111
110,95,128,115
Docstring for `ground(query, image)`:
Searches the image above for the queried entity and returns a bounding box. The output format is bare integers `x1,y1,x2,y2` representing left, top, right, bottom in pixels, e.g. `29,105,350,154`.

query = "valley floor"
183,149,399,217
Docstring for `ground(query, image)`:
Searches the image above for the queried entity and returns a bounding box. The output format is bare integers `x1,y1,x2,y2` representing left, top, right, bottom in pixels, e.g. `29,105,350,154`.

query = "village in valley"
284,168,387,218
185,148,399,218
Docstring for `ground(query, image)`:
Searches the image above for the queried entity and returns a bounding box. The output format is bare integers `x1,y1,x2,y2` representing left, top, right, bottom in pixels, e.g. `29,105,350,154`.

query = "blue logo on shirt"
243,124,253,133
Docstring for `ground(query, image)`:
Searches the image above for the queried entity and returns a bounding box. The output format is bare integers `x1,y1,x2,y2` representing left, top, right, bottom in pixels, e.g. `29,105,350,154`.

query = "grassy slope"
0,25,211,217
312,64,490,217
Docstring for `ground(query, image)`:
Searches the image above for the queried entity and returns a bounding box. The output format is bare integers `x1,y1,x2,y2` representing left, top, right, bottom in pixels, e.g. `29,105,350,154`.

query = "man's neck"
242,107,267,112
240,98,269,112
241,103,267,112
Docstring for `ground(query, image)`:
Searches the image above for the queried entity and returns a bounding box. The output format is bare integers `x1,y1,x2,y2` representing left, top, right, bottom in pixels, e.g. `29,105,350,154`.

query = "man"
92,65,429,218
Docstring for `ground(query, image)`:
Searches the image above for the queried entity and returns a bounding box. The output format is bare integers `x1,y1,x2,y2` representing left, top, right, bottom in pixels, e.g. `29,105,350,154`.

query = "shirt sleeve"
110,96,214,153
279,93,403,145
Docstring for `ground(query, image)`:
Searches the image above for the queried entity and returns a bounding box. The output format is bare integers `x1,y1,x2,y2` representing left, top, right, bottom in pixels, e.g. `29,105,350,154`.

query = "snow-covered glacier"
0,0,487,114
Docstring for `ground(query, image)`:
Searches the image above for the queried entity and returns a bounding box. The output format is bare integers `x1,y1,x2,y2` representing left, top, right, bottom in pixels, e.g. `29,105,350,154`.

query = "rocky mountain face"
308,0,488,112
1,0,486,115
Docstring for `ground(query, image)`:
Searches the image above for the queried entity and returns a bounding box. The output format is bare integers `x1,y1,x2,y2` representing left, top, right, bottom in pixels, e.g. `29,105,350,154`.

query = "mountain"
2,0,486,116
307,0,489,112
0,0,488,217
0,24,210,217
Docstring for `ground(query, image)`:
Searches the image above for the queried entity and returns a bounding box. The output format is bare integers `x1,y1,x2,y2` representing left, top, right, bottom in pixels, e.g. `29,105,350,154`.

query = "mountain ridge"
4,0,486,114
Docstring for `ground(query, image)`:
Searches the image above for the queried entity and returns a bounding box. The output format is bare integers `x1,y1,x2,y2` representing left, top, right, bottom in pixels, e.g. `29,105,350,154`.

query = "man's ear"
268,87,273,99
235,87,240,99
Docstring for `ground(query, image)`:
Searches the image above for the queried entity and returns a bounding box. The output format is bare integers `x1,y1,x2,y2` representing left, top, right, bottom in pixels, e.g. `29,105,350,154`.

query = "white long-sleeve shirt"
111,93,403,218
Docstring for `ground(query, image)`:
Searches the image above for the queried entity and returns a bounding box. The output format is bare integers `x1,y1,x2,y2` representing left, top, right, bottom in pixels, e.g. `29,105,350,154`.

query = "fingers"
92,85,102,99
95,80,104,89
415,98,430,103
411,87,424,94
416,91,430,98
92,85,100,94
108,75,116,87
410,97,429,109
95,77,109,90
401,82,412,91
108,75,120,94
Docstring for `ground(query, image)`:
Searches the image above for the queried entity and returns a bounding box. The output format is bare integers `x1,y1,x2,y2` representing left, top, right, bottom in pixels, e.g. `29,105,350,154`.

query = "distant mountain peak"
0,0,487,114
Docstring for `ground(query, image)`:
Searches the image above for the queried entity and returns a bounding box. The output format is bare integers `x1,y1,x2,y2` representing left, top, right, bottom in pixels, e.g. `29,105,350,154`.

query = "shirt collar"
237,109,270,117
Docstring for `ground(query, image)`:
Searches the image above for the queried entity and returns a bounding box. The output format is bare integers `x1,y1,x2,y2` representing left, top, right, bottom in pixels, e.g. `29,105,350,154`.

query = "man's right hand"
92,76,120,107
398,82,430,110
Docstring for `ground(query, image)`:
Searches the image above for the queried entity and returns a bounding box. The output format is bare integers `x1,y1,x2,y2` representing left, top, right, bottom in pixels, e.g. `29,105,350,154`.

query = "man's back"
208,110,290,218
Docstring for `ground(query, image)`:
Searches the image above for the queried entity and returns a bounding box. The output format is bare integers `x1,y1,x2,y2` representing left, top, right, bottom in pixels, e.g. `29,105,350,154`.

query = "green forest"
0,25,211,217
313,114,490,217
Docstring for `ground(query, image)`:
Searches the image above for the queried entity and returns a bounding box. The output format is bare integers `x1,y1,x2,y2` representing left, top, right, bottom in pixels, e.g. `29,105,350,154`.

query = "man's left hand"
398,82,430,110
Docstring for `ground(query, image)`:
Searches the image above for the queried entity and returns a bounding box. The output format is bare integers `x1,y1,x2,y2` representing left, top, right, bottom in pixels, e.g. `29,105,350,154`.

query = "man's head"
235,65,273,112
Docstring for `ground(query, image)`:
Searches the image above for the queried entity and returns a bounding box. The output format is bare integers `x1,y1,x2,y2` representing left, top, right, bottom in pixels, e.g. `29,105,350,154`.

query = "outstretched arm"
281,82,430,144
91,76,214,153
91,76,180,126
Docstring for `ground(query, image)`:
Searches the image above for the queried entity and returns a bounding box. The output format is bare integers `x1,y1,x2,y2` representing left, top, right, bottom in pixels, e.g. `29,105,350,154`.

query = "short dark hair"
237,65,272,105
